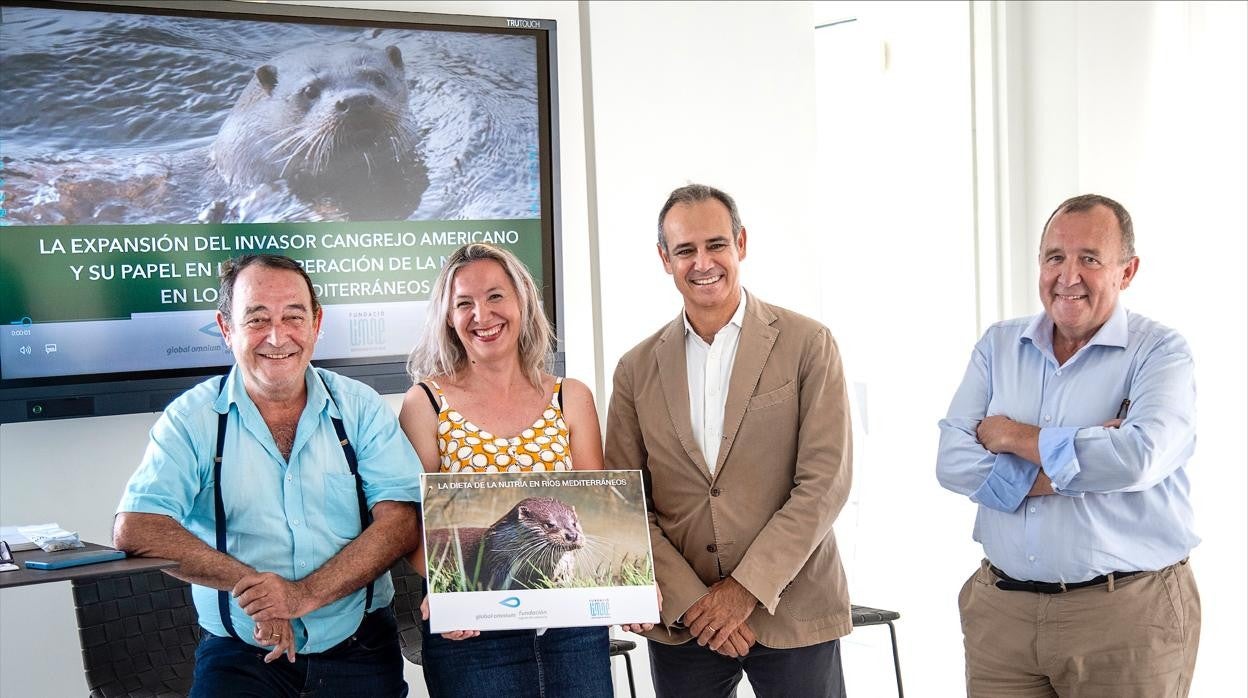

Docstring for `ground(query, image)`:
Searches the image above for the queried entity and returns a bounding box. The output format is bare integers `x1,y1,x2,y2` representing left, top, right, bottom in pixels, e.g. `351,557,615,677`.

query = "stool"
609,637,638,698
72,569,200,697
851,604,903,697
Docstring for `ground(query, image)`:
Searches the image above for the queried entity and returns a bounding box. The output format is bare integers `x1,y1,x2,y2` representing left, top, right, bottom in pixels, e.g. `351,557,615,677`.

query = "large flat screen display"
0,0,560,422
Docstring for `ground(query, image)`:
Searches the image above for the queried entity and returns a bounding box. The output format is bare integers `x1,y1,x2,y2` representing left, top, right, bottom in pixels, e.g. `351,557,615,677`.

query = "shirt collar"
683,288,748,338
1022,302,1130,353
213,365,332,417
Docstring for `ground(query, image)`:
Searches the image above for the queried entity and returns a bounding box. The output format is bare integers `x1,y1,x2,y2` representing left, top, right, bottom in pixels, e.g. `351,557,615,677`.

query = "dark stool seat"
851,604,903,697
390,557,424,666
72,569,200,697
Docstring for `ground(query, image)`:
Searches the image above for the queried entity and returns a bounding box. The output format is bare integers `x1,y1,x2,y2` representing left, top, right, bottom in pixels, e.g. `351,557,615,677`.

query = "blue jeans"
421,622,612,698
190,608,407,698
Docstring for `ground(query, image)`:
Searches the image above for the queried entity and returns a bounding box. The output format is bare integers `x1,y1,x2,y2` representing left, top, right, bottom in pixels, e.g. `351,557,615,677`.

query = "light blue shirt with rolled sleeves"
118,366,422,653
936,303,1199,583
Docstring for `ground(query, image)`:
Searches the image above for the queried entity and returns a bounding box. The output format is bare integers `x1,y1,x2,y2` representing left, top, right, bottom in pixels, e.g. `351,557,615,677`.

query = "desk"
2,542,185,697
0,541,175,589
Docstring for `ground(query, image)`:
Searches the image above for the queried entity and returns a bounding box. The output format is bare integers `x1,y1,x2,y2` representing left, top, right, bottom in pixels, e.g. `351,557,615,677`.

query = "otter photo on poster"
422,470,659,633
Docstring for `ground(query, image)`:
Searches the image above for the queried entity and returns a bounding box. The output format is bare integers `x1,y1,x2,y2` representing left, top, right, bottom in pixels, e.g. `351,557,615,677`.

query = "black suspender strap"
212,376,241,641
329,409,375,609
212,372,375,642
318,370,376,610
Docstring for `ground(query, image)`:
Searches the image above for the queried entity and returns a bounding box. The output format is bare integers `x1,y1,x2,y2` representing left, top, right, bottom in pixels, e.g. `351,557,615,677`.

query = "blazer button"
710,488,721,497
706,544,717,553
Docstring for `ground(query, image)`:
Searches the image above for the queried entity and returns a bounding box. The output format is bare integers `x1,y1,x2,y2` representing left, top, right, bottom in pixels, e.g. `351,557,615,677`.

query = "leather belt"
989,564,1143,594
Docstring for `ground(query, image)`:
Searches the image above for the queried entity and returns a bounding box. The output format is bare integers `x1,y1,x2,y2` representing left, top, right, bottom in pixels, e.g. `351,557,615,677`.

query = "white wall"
813,1,981,691
588,1,822,376
810,2,1248,696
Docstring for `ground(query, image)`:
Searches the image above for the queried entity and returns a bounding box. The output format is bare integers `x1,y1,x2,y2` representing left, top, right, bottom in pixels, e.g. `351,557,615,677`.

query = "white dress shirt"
684,290,747,473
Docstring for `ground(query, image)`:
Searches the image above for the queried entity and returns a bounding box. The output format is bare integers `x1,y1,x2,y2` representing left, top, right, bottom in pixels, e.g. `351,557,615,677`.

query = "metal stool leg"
621,650,637,698
886,621,903,697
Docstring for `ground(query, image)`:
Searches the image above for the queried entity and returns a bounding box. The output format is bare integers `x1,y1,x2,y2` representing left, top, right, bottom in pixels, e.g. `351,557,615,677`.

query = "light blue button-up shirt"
936,304,1199,583
119,366,421,652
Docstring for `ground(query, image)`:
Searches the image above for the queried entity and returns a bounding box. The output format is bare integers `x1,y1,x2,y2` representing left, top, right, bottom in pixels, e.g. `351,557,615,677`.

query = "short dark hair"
656,183,744,251
217,254,321,323
1042,194,1135,260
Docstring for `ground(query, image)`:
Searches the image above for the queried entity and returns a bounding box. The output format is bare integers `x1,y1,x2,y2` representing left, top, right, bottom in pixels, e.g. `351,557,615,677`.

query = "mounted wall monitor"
0,0,562,422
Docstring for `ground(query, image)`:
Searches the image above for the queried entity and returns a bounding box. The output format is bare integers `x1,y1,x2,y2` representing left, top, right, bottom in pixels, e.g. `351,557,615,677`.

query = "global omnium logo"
499,596,521,608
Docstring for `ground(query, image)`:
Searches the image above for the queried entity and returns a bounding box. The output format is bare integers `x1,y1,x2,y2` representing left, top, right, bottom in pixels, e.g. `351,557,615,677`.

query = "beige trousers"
959,558,1200,697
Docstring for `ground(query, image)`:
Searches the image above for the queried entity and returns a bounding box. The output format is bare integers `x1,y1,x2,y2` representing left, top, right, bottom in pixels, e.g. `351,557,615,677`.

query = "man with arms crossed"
606,184,853,697
115,254,421,697
937,194,1200,696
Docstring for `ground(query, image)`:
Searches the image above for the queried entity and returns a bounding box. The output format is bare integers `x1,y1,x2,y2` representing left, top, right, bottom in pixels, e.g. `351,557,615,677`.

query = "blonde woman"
400,243,616,697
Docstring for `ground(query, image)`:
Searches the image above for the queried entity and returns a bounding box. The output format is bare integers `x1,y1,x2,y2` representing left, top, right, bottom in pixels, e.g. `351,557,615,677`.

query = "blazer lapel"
714,296,779,476
655,313,712,480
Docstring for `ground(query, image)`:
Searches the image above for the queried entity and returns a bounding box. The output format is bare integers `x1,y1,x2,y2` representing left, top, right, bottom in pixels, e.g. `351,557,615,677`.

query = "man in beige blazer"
605,184,853,697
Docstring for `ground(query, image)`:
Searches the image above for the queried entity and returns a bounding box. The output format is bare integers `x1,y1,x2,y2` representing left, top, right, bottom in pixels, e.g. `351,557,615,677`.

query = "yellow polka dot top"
431,378,574,473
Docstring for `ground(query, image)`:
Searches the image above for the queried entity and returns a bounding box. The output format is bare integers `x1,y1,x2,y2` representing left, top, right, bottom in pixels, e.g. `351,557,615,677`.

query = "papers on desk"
0,524,42,552
1,523,83,552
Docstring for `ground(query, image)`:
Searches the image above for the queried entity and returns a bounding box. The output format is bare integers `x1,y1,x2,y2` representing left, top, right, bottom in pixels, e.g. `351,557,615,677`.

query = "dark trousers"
190,608,407,698
648,636,847,698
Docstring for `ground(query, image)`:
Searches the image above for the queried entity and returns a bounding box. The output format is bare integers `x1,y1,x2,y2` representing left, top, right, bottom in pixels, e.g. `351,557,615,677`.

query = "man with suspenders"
115,254,422,697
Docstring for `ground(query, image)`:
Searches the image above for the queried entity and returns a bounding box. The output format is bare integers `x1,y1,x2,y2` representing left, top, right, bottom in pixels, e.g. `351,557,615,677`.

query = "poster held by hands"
422,470,658,633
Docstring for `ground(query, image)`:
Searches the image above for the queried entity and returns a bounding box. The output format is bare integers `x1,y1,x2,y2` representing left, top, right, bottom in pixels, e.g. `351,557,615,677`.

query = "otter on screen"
211,43,429,220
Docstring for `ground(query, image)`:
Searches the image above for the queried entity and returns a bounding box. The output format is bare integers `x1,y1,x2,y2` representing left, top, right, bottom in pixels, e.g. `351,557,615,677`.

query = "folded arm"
235,500,419,621
1040,345,1195,493
970,341,1195,495
113,511,255,590
936,341,1048,512
116,411,257,589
